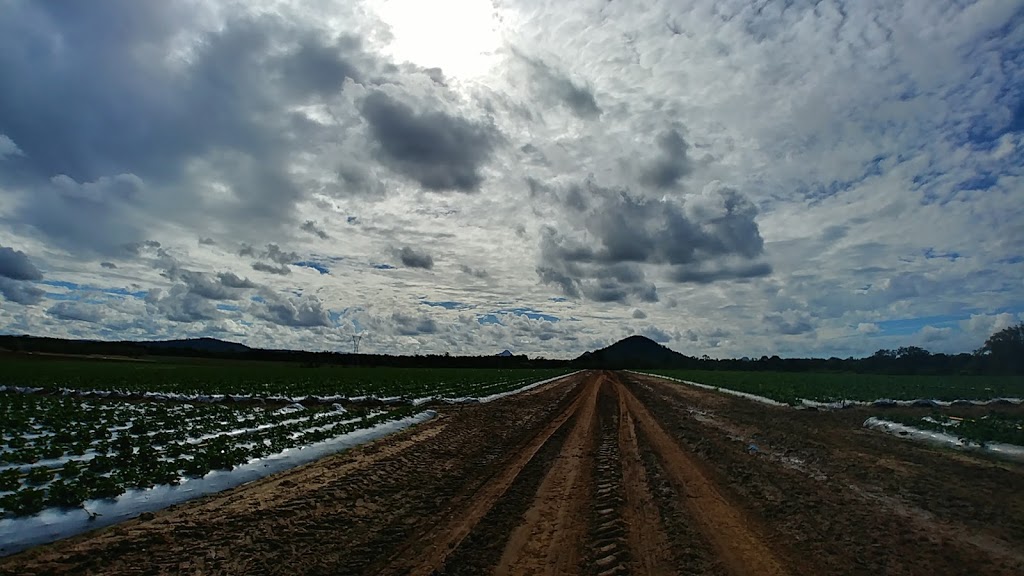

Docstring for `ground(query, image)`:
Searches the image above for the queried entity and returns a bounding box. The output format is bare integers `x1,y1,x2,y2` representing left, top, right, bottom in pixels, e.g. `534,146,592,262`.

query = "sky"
0,0,1022,359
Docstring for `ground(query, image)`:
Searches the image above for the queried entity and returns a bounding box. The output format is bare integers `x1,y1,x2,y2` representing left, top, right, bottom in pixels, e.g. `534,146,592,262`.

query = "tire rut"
615,373,790,576
615,382,679,575
438,410,578,575
492,373,602,576
376,374,590,575
584,380,629,576
629,371,1024,575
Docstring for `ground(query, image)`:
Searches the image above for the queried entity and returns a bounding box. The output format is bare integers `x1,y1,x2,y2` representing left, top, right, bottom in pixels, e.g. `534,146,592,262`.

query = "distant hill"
0,334,251,357
141,338,252,354
0,334,561,368
575,335,696,369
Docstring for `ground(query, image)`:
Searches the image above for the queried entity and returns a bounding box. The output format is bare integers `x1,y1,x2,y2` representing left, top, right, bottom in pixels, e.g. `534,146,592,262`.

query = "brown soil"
2,370,1023,575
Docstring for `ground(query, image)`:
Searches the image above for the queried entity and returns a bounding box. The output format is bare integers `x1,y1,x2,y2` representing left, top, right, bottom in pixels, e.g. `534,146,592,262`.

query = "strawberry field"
0,359,572,517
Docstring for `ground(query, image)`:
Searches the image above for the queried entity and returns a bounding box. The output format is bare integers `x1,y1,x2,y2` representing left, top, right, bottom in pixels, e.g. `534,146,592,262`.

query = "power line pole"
351,334,363,355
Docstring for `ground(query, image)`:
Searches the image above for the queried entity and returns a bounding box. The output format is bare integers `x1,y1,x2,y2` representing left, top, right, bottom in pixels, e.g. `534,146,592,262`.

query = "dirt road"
3,371,1023,575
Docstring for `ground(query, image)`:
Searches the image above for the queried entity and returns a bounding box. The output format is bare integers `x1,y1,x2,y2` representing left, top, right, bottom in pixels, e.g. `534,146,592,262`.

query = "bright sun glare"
370,0,504,81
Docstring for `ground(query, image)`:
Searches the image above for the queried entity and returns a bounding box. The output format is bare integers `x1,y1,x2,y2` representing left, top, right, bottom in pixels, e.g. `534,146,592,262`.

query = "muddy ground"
2,371,1022,575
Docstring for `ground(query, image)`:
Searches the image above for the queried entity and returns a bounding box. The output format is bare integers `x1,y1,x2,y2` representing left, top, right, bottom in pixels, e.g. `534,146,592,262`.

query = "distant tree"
895,346,930,359
978,322,1024,373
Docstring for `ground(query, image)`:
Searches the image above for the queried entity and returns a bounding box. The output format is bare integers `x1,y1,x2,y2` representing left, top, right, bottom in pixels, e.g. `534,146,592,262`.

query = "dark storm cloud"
583,279,659,304
0,246,43,280
537,180,770,301
459,264,489,278
261,244,299,265
0,246,44,305
640,326,672,343
247,244,299,274
47,301,105,324
763,312,814,335
640,129,692,189
0,3,386,253
277,36,362,97
820,225,849,243
0,278,45,305
671,261,773,284
393,312,439,335
180,272,237,301
301,220,330,240
519,53,601,119
18,174,151,256
198,237,217,246
146,286,219,323
399,246,434,269
537,265,581,298
124,240,162,257
217,272,258,289
632,309,647,319
252,262,291,276
100,261,118,269
360,91,499,192
251,294,332,328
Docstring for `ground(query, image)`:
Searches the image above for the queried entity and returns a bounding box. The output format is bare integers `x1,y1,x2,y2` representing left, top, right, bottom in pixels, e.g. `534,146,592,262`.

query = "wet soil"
3,370,1022,575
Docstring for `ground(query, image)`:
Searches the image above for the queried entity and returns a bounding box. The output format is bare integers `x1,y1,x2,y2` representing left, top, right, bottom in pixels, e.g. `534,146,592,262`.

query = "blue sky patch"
923,248,961,261
874,314,964,336
422,300,471,310
504,308,560,322
294,261,330,274
478,307,560,324
959,171,998,192
40,279,146,300
872,305,1024,337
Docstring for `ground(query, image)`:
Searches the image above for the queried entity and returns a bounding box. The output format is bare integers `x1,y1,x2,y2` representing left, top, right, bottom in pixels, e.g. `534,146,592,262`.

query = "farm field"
883,412,1024,447
0,357,571,400
0,359,571,521
647,369,1024,405
2,370,1022,575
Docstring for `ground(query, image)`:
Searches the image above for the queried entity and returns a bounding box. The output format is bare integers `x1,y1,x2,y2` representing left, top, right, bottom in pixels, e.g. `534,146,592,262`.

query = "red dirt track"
2,370,1023,575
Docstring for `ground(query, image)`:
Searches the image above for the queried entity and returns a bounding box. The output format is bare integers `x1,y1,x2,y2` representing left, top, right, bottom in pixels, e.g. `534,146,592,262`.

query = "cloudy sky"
1,0,1022,359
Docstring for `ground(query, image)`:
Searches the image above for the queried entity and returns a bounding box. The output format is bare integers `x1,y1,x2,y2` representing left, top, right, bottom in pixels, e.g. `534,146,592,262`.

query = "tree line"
0,322,1021,374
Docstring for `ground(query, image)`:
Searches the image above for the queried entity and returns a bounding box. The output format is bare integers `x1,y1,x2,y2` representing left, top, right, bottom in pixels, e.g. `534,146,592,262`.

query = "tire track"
615,383,677,575
493,373,601,576
630,372,1024,575
376,373,591,575
615,374,790,576
436,411,578,575
584,379,629,576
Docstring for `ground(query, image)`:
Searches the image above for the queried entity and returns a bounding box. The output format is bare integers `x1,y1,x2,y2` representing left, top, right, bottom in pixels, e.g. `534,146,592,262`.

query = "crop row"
0,393,414,516
884,413,1024,447
648,370,1024,404
1,359,569,400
